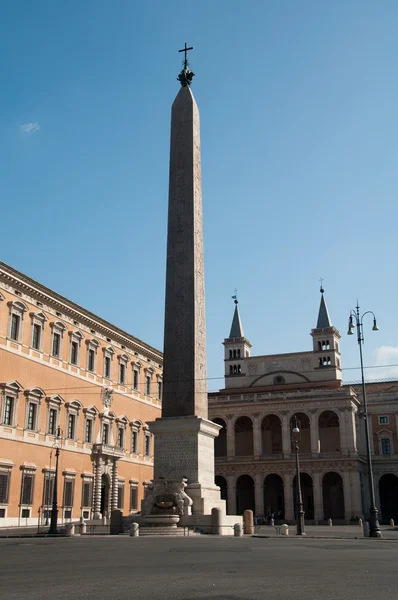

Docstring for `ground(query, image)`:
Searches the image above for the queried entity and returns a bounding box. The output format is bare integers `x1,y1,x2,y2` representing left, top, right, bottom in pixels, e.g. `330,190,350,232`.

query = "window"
0,470,11,503
52,332,61,357
119,363,125,385
20,472,35,505
379,416,389,425
85,418,93,443
10,313,20,341
117,427,124,448
86,339,99,373
32,324,41,350
70,341,78,365
130,485,138,511
131,429,138,454
43,473,55,508
104,356,111,379
88,349,95,372
144,434,151,457
117,483,124,510
48,408,57,435
133,370,139,390
27,403,37,431
146,375,151,396
102,423,109,445
63,479,74,507
67,414,76,440
381,438,391,455
4,397,14,426
82,481,92,507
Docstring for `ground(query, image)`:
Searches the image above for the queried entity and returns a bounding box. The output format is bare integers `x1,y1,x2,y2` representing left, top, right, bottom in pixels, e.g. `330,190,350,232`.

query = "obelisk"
147,46,227,519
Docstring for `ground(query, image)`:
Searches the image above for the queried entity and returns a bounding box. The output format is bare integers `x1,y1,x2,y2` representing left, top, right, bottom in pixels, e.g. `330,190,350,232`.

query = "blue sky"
1,1,398,389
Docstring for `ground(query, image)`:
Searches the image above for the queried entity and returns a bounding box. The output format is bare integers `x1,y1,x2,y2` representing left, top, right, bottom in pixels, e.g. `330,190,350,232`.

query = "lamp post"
49,427,62,535
292,416,305,536
348,302,381,538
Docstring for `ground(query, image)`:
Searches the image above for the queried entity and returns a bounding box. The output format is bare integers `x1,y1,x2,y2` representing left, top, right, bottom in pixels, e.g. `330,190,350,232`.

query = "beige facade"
209,296,398,524
0,261,162,526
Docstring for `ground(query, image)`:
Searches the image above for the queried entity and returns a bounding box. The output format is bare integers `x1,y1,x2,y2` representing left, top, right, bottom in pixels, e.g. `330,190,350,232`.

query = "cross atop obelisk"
177,42,195,87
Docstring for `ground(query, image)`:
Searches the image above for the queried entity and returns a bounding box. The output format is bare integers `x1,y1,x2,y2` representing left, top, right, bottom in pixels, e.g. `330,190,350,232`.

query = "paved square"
1,536,397,600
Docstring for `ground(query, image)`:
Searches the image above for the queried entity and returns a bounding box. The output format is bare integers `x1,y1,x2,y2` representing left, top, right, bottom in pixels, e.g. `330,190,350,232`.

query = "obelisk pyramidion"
147,46,239,528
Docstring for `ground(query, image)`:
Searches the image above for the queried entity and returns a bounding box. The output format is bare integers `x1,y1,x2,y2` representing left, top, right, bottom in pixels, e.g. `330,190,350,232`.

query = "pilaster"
349,470,363,517
283,473,294,521
254,473,263,516
281,412,290,457
226,415,235,457
312,471,323,522
342,471,353,522
252,414,261,458
226,475,236,515
309,410,319,455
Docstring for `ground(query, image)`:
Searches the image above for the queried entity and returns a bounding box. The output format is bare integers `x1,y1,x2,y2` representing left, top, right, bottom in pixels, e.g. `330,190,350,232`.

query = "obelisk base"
147,416,242,534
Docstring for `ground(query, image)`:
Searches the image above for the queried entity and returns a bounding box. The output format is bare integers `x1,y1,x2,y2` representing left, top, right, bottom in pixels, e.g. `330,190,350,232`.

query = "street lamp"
292,416,306,536
49,427,62,535
348,302,381,538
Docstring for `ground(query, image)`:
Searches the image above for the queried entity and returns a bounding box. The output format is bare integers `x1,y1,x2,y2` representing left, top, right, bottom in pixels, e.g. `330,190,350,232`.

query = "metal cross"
319,277,324,293
178,42,193,67
232,288,238,304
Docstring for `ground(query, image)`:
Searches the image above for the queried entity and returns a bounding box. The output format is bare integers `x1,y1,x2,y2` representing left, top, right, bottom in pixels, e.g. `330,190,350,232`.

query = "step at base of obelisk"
138,526,187,537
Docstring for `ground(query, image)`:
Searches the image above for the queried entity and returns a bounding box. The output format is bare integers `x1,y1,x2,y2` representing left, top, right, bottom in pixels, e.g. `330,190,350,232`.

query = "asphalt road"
1,536,397,600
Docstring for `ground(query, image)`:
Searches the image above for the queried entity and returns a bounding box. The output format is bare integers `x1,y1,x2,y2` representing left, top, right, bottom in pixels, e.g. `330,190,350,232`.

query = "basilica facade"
208,293,398,524
0,261,162,527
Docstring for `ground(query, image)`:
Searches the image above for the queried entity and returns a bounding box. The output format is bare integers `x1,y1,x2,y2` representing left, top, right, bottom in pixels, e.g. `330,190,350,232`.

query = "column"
310,411,320,455
254,473,264,517
312,471,323,522
111,460,118,511
226,416,235,457
281,412,290,457
338,408,348,455
253,415,261,458
93,460,102,519
283,472,294,522
345,408,357,453
349,470,363,518
342,471,353,522
226,475,236,515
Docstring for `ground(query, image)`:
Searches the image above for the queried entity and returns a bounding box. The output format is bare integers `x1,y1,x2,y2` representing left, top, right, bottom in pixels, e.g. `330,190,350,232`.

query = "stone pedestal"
149,415,225,516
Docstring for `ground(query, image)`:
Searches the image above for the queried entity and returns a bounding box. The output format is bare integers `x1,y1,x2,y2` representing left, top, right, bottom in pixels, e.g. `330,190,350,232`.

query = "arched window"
233,350,237,358
319,410,340,452
237,349,241,358
273,375,285,385
213,418,227,457
235,416,254,456
229,350,233,359
229,365,233,375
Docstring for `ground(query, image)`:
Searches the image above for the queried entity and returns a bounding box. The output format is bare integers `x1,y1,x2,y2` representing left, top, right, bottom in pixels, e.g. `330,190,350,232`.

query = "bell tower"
311,286,342,374
223,295,252,379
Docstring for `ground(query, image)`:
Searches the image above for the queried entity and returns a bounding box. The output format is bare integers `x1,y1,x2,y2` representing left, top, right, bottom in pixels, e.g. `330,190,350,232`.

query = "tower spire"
317,284,332,328
229,292,244,338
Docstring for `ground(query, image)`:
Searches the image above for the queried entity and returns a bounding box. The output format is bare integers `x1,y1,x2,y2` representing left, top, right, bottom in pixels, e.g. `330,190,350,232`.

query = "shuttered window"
21,473,35,505
63,480,74,507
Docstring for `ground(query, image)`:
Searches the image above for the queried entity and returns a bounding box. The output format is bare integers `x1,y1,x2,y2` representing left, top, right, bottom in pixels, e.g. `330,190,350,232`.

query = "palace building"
0,261,162,527
208,293,398,524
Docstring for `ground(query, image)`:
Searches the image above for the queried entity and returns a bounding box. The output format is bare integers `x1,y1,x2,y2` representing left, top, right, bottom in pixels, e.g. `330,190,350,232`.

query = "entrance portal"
322,472,345,519
263,474,285,519
236,474,255,515
293,473,314,519
100,474,111,518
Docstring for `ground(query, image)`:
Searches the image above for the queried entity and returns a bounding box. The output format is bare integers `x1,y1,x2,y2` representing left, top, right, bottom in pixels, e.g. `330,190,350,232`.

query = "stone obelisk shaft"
162,85,208,420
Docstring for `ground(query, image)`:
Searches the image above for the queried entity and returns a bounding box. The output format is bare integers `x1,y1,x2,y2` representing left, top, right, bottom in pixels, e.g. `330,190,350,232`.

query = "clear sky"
1,1,398,390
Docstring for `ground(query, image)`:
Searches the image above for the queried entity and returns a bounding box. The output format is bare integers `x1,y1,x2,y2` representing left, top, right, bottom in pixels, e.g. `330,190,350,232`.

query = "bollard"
243,510,254,535
358,518,363,527
363,521,370,538
79,521,87,535
390,519,395,527
65,524,75,537
270,518,275,527
280,524,289,536
211,507,222,535
234,523,243,537
130,522,139,537
328,518,333,526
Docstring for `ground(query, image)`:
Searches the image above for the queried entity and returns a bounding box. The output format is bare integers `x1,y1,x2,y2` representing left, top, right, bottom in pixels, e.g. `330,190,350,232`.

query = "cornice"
0,262,162,364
